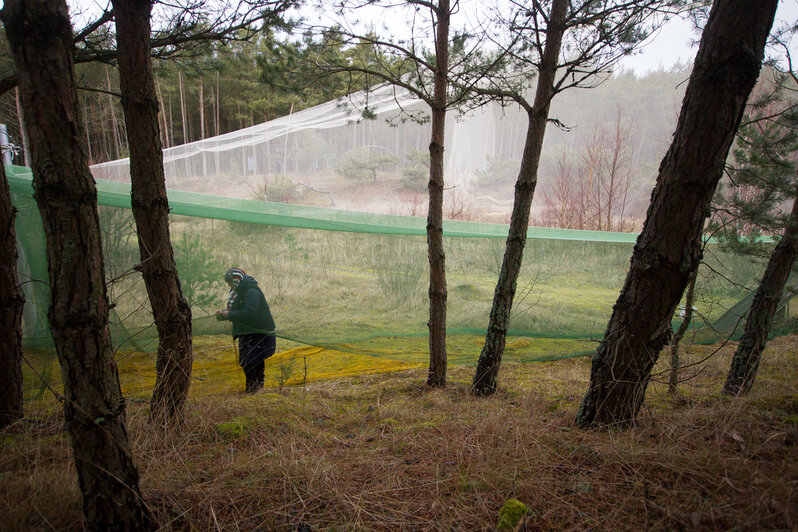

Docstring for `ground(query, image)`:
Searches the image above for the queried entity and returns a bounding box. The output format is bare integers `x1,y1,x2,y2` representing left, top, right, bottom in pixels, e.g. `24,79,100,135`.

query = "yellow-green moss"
498,499,529,531
215,417,254,441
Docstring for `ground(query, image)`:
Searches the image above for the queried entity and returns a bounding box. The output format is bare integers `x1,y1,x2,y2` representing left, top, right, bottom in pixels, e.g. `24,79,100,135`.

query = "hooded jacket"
226,275,275,337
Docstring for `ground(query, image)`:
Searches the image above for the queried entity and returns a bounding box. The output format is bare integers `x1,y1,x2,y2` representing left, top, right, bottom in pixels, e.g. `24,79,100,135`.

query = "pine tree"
576,0,779,428
715,70,798,395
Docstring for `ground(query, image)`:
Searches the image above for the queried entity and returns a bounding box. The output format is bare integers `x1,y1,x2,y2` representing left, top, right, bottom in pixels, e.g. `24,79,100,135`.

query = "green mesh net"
9,162,790,374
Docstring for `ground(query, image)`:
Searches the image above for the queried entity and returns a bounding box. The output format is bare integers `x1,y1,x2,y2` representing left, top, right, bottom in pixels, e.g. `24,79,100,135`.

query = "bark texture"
723,194,798,396
576,0,778,428
471,0,567,396
0,161,24,428
1,0,156,528
112,0,193,423
426,0,450,387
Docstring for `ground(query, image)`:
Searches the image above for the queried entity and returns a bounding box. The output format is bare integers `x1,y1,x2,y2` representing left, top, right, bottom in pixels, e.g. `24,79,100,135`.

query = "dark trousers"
243,360,265,392
237,334,275,392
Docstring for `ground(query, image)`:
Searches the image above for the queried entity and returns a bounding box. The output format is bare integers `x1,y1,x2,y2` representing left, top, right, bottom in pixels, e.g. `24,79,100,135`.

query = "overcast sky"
620,0,798,73
44,0,798,75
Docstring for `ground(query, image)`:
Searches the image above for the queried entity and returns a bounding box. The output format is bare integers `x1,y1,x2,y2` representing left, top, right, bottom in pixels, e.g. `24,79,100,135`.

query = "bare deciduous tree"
541,108,637,231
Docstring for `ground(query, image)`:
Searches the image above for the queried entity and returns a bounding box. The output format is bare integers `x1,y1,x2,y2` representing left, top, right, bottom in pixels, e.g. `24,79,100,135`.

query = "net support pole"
0,124,13,165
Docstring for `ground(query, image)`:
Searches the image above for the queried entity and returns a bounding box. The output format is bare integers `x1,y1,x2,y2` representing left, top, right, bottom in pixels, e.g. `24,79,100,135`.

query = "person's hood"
236,275,258,291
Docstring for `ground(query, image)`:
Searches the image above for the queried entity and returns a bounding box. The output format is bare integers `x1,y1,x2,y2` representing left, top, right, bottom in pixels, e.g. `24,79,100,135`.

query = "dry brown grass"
2,335,797,531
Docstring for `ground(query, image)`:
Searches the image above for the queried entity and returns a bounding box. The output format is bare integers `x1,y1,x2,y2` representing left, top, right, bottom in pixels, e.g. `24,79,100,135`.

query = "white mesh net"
90,83,528,218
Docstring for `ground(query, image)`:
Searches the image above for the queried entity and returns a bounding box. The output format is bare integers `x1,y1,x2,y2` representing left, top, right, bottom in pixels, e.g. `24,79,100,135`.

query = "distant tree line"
0,25,406,164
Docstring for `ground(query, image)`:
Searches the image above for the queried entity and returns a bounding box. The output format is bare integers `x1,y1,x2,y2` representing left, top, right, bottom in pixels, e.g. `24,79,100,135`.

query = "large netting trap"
9,161,788,371
7,86,795,391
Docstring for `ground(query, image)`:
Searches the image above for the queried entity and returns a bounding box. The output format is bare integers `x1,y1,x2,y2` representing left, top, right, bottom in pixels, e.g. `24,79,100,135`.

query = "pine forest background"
0,26,695,230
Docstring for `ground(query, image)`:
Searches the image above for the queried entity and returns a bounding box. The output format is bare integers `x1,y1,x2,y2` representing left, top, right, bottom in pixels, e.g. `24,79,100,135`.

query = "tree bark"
576,0,778,428
1,0,156,528
426,0,450,387
0,161,24,428
471,0,567,396
723,193,798,396
112,0,193,424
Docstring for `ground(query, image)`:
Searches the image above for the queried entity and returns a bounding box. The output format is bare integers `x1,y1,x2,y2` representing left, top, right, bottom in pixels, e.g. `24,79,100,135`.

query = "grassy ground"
2,335,796,531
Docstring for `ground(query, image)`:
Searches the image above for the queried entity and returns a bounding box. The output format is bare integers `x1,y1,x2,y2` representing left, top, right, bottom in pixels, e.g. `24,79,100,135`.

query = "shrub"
336,150,399,184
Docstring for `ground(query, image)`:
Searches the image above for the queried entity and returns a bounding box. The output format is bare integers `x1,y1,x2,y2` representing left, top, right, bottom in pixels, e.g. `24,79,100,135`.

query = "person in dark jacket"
215,268,276,393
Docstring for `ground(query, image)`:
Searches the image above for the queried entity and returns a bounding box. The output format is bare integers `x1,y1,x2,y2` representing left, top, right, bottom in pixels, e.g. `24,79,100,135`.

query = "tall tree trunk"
1,0,156,528
167,90,174,148
669,264,698,394
15,87,30,165
83,103,94,164
156,79,169,148
0,161,24,428
112,0,193,424
426,0,450,387
471,0,567,396
105,65,122,159
179,70,187,144
210,86,216,139
576,0,778,428
199,79,205,140
723,193,798,396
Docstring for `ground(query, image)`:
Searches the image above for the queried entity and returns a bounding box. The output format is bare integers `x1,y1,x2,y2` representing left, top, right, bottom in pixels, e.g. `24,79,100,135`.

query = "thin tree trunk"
167,90,174,148
83,103,94,164
1,0,156,527
0,160,24,428
98,98,111,161
179,70,187,143
215,70,220,136
723,193,798,396
282,102,293,173
188,87,195,143
156,78,169,148
112,0,193,424
471,0,567,396
15,87,30,165
605,127,617,230
199,78,205,140
426,0,450,387
669,265,698,394
576,0,778,428
210,86,216,139
105,65,122,159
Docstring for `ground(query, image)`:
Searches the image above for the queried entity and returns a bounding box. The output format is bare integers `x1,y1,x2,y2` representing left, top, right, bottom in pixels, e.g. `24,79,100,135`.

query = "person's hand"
215,310,228,321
